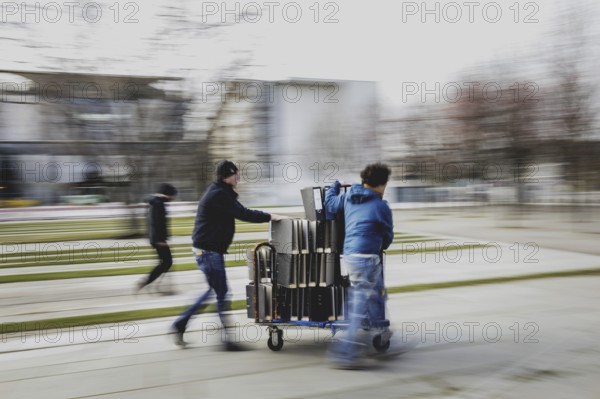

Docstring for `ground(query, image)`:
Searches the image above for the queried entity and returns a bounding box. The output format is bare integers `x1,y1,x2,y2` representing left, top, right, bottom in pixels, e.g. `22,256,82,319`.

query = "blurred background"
1,0,600,209
2,2,600,396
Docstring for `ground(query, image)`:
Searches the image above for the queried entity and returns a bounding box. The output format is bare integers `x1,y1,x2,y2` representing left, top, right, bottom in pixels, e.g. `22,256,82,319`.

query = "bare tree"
545,5,598,195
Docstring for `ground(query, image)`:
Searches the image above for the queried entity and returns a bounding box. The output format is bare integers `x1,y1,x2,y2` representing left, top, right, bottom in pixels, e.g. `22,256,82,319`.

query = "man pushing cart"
246,163,394,369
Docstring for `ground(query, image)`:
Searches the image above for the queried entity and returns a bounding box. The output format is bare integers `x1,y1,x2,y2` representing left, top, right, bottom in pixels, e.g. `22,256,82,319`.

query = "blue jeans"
332,254,383,362
367,263,386,324
174,250,231,330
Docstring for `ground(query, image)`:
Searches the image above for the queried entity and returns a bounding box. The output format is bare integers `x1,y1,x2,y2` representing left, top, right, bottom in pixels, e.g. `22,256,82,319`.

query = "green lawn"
0,217,269,244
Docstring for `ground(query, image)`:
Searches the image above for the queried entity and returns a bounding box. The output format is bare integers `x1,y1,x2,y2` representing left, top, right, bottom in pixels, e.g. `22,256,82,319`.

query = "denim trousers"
333,254,383,361
175,250,231,330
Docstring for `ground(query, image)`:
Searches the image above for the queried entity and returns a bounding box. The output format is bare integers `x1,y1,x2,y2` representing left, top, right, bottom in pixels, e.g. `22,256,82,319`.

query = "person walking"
325,163,394,369
137,183,178,294
171,160,287,350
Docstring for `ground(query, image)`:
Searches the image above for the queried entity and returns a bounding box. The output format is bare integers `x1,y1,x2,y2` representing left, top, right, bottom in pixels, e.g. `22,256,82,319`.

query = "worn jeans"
174,250,232,332
332,254,383,362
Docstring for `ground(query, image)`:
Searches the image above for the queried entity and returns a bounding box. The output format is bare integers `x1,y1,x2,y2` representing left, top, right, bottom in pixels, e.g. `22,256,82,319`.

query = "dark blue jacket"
192,181,271,253
325,180,394,255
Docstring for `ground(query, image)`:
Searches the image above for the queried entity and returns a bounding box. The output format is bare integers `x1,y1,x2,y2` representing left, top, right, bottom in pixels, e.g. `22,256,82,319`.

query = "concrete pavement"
1,276,599,398
1,205,599,398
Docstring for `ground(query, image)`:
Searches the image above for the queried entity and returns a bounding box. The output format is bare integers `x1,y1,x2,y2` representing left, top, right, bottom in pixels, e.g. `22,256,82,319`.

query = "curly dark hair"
360,163,391,187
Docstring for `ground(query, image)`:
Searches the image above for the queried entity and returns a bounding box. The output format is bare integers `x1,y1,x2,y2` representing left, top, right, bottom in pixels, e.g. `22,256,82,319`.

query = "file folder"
276,253,298,288
318,253,336,287
246,246,273,282
301,186,326,221
298,254,307,288
300,219,309,254
308,253,318,287
245,283,273,321
270,219,300,254
276,286,292,321
308,287,334,321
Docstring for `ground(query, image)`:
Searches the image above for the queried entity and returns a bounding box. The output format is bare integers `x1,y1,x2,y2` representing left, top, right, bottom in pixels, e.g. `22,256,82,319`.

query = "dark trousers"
146,244,173,285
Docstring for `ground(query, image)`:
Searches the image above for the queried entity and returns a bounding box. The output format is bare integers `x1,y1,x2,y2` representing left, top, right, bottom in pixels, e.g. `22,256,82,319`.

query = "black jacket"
192,181,271,253
148,195,169,244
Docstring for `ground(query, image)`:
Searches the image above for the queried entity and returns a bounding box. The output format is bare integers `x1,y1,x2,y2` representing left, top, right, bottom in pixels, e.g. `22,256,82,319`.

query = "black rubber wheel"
373,334,390,353
267,331,284,351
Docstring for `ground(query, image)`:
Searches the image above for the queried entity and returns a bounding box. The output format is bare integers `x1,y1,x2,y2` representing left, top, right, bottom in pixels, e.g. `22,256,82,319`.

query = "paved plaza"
1,205,599,398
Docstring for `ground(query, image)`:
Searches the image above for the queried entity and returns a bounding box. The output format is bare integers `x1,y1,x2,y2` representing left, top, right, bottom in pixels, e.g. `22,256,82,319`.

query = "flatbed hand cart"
246,239,392,353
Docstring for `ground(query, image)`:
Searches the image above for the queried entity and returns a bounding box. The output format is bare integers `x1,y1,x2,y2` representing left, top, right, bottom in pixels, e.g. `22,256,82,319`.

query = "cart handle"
251,242,277,323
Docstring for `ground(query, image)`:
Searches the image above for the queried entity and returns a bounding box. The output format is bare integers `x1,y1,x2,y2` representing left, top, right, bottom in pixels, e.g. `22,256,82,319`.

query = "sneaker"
134,280,146,295
171,323,187,348
156,277,176,296
223,341,247,352
157,288,177,296
330,357,370,370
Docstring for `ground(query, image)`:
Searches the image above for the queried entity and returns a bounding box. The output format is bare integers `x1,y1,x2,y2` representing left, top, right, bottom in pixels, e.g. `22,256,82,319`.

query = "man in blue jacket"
325,163,394,368
171,160,287,350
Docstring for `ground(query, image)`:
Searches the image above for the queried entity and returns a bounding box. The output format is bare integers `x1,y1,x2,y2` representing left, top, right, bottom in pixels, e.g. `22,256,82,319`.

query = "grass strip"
0,300,247,335
0,227,267,244
0,260,247,284
0,246,255,269
2,235,426,269
387,268,600,294
391,238,442,244
0,232,132,245
1,238,265,259
0,239,264,269
0,242,472,282
0,218,269,244
386,244,488,255
3,268,599,334
393,235,429,239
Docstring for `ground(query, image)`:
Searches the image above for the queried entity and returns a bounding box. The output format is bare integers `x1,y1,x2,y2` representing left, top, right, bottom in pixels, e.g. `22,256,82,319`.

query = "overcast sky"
1,0,597,109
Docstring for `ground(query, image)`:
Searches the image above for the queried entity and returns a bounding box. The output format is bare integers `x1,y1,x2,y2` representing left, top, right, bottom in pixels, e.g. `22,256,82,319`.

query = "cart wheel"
373,334,390,353
267,330,284,351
